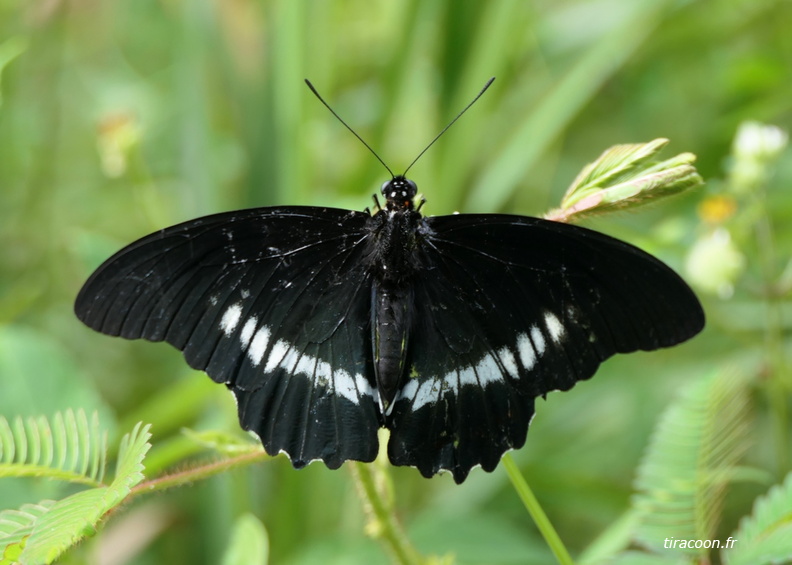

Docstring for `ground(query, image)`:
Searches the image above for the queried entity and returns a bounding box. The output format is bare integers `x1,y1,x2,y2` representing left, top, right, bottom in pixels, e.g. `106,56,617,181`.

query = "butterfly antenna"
402,77,495,177
305,79,395,178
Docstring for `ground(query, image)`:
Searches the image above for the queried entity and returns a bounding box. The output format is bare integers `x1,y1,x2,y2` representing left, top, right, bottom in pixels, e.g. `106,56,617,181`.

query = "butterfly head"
381,176,418,211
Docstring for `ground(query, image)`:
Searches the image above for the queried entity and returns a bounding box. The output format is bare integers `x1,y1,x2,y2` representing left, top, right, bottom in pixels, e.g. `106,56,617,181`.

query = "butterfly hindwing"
386,214,704,483
75,207,381,468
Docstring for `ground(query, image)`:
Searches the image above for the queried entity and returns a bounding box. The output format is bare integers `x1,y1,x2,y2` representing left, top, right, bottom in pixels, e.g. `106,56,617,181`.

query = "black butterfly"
75,81,704,483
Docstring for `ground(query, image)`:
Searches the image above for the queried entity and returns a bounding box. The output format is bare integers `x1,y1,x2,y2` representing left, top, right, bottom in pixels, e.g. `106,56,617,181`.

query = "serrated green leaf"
0,410,107,486
16,423,151,564
632,369,751,558
113,422,151,491
723,472,792,565
221,513,269,565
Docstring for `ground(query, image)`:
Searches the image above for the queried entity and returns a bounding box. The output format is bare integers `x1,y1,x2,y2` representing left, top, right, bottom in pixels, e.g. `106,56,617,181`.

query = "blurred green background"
1,0,790,564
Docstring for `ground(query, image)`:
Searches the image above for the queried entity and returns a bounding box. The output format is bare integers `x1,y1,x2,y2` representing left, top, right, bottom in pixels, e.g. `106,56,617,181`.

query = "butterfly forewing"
75,206,382,467
387,214,704,483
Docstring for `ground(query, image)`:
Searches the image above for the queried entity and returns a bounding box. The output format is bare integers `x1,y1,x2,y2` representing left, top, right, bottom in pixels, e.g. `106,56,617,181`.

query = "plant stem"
127,449,269,499
502,454,575,565
350,462,425,565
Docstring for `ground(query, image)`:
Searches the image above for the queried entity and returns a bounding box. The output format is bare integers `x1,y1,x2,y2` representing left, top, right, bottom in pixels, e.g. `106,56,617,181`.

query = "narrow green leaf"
37,417,54,469
77,410,90,478
12,418,26,465
221,513,269,565
65,411,78,474
54,412,67,471
27,418,41,466
723,472,792,565
0,419,12,463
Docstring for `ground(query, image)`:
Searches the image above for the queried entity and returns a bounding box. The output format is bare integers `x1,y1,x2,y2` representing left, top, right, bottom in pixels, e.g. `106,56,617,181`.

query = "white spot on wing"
544,311,565,343
240,317,257,348
458,366,477,387
334,368,368,404
220,303,242,336
248,326,271,367
530,325,546,356
400,378,418,400
498,347,518,378
264,340,289,372
411,379,440,410
518,332,536,370
475,354,501,385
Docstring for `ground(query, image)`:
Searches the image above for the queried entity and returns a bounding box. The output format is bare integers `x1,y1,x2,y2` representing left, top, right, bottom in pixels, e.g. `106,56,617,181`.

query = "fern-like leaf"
723,471,792,565
632,369,751,558
0,502,55,564
0,410,107,486
1,422,152,565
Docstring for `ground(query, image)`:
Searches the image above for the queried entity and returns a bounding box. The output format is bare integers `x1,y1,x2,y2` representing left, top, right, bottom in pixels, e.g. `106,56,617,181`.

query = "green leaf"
546,139,703,222
723,472,792,565
632,369,751,558
221,513,269,565
14,422,151,564
0,410,107,487
0,501,55,564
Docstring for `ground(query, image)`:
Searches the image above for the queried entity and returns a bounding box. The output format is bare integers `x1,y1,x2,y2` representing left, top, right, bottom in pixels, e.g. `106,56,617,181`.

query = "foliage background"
1,0,790,564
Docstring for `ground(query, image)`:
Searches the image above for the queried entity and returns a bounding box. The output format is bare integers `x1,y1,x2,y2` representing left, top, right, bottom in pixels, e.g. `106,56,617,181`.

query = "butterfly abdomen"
371,282,414,414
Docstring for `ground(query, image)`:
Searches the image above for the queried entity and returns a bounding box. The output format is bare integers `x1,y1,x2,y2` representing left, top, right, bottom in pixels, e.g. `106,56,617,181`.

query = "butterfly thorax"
367,175,427,284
